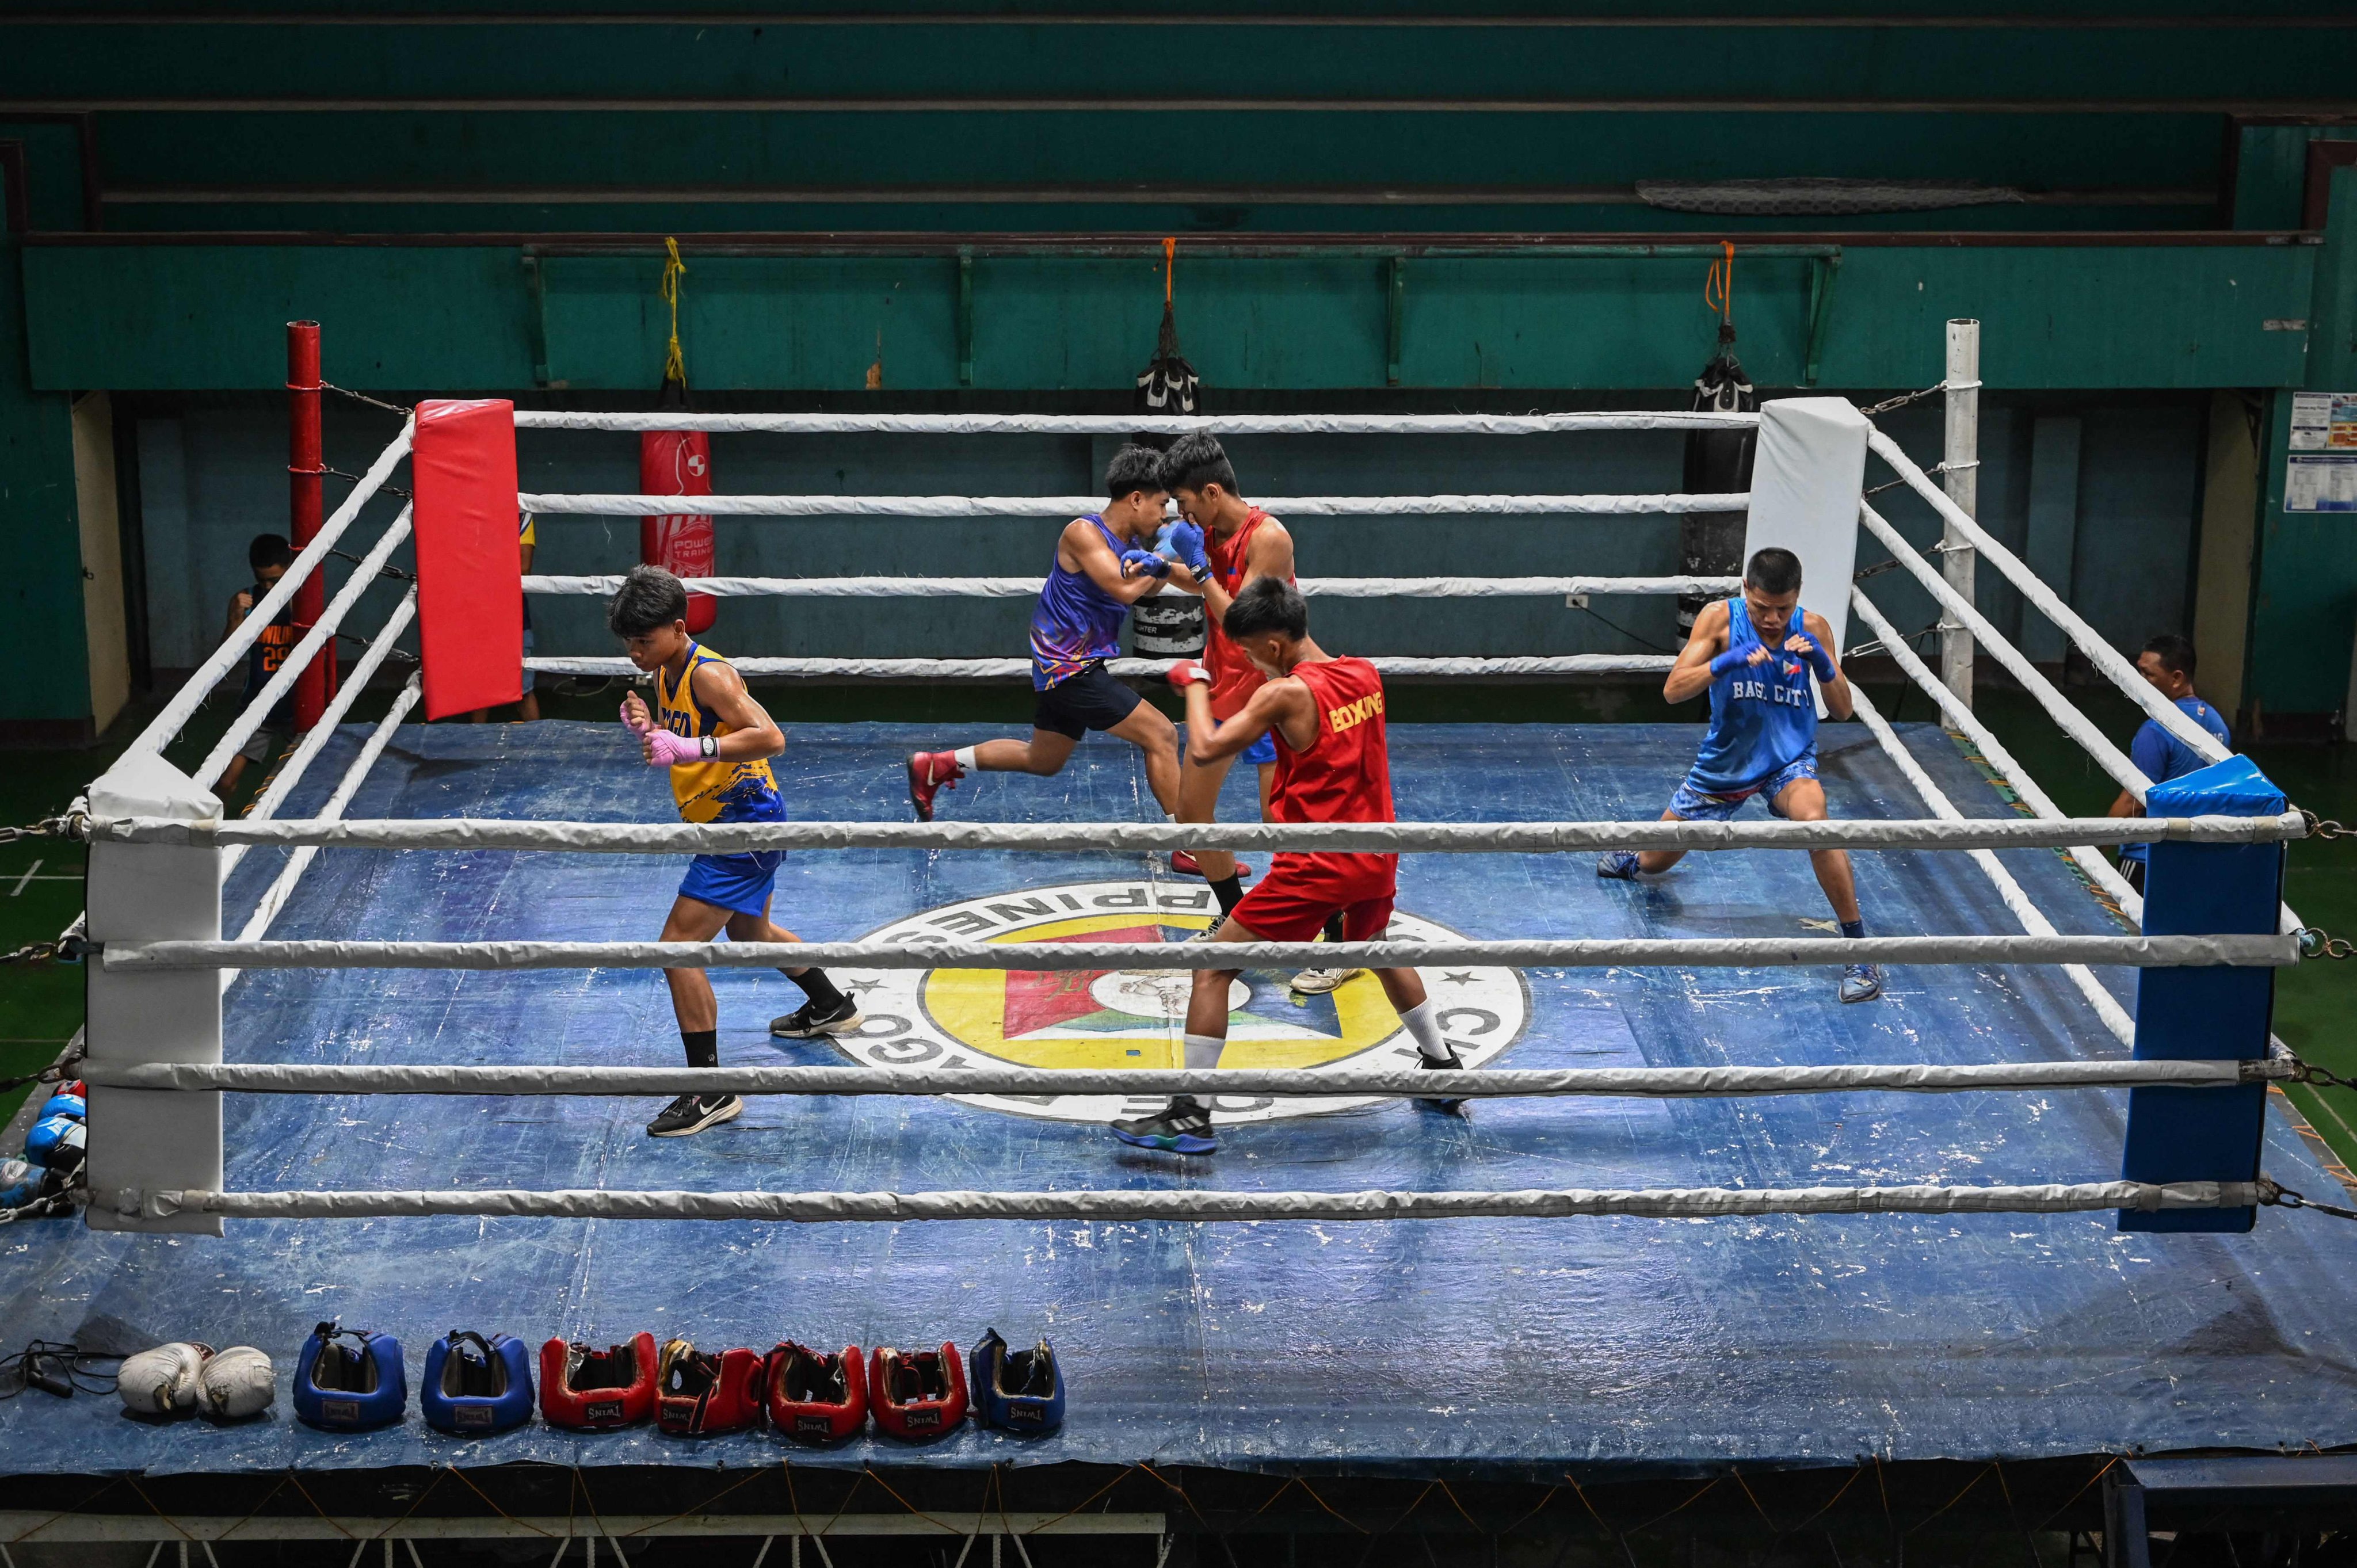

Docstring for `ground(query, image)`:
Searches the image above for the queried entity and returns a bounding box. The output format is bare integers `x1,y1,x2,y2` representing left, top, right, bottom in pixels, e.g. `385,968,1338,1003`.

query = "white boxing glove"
118,1341,213,1416
199,1346,276,1420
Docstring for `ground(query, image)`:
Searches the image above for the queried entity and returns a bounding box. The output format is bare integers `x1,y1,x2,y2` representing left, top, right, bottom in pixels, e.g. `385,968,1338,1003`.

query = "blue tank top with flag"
1687,598,1820,795
1028,514,1131,690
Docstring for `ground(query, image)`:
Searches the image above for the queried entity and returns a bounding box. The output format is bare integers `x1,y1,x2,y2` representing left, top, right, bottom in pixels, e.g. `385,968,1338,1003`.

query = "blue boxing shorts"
1242,729,1277,766
678,849,785,917
1668,753,1818,822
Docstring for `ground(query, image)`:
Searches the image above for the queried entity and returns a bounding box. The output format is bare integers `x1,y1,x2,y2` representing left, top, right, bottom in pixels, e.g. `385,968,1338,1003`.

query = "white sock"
1398,999,1453,1063
952,745,978,771
1182,1032,1223,1071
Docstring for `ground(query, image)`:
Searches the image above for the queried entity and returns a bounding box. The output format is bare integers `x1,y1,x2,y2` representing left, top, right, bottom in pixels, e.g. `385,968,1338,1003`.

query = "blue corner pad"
2144,754,2284,819
2123,754,2286,1234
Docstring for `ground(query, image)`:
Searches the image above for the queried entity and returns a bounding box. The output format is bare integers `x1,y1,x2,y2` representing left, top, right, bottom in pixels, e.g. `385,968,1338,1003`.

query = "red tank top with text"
1268,656,1396,894
1203,508,1291,720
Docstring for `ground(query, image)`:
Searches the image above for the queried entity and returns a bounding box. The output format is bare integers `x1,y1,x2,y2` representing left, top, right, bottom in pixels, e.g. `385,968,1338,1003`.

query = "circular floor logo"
828,879,1528,1126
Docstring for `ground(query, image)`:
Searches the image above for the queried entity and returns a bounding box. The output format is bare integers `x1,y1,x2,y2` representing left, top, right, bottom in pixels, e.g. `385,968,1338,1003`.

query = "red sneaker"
1170,850,1252,880
907,751,964,822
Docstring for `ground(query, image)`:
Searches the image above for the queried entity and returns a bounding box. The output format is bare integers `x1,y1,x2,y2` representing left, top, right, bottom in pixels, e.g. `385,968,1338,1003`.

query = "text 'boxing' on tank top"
1268,655,1397,892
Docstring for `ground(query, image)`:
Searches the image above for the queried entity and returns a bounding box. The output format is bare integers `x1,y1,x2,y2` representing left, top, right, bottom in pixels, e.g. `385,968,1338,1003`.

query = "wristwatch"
700,735,719,759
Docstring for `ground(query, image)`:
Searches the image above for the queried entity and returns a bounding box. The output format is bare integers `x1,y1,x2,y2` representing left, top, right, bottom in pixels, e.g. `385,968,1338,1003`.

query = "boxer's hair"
607,564,691,636
1223,575,1309,642
1105,443,1166,503
1745,547,1804,596
1159,433,1239,498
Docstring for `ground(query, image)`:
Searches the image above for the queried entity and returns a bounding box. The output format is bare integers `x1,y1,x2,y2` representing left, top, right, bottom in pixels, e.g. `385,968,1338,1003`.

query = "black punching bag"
1677,324,1757,640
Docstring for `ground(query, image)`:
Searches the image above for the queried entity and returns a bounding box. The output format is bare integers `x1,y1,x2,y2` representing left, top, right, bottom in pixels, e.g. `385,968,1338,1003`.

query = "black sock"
1322,911,1345,944
1210,875,1245,917
787,967,847,1010
1839,918,1867,941
681,1029,719,1070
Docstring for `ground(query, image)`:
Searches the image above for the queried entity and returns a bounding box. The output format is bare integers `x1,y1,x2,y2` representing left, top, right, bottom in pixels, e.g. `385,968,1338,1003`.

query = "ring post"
84,753,226,1235
2119,756,2283,1233
1940,319,1979,708
288,320,333,730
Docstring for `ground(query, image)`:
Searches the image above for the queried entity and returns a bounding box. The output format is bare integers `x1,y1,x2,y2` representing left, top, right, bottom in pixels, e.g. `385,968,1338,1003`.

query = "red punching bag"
640,238,716,634
639,429,717,634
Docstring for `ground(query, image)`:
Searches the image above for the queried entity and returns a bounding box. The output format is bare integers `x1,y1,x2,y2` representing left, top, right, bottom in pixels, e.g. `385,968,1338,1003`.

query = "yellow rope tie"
661,237,689,387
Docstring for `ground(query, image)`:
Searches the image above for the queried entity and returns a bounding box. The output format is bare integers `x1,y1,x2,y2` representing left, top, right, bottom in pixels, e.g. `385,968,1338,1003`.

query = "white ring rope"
1850,587,2146,925
1860,503,2149,802
221,589,418,881
90,1058,2284,1100
521,492,1750,519
125,421,412,761
90,813,2310,855
227,672,424,981
100,933,2298,974
521,574,1742,600
1848,685,2136,1044
1871,430,2232,768
512,411,1763,437
193,506,414,789
1864,497,2306,940
109,1179,2258,1226
525,654,1679,681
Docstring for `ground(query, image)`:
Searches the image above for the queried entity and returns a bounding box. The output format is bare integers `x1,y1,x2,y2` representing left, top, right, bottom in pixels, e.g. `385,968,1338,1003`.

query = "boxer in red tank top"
1112,578,1469,1157
1155,436,1296,917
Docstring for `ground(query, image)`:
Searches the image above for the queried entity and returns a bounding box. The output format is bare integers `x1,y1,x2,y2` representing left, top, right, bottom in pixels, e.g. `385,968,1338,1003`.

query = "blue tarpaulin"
5,720,2355,1478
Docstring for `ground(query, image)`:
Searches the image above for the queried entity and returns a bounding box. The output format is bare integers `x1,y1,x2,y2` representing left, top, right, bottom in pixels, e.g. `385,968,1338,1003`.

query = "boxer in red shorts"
1112,577,1465,1155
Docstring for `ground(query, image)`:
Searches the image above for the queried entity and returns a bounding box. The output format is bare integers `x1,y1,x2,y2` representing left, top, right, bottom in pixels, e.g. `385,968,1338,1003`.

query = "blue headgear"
36,1093,85,1124
420,1331,535,1436
970,1327,1065,1437
293,1322,406,1431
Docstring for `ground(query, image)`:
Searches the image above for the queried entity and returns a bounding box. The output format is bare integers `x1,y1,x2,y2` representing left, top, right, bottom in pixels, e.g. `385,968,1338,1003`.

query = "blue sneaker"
1840,963,1882,1004
1596,850,1643,881
1112,1096,1216,1154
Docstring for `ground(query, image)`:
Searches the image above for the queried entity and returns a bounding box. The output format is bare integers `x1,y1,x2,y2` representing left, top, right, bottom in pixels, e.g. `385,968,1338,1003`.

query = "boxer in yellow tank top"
610,566,864,1139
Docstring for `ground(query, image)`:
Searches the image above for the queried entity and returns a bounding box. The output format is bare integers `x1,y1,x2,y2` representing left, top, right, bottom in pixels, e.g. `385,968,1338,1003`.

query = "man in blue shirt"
2108,633,2234,891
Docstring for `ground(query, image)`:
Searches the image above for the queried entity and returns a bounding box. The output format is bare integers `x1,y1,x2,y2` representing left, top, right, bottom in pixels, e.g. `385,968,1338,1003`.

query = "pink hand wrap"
644,728,702,768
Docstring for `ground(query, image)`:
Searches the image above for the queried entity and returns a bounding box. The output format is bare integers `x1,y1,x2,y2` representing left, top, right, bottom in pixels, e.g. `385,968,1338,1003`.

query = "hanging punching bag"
1130,236,1206,657
1677,269,1757,642
640,240,716,634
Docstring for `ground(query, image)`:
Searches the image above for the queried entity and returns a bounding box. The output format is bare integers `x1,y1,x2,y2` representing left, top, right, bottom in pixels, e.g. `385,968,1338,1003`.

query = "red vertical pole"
287,319,333,728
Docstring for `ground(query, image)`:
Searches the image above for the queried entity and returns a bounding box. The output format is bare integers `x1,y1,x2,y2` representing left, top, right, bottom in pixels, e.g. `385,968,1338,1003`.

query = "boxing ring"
9,390,2357,1509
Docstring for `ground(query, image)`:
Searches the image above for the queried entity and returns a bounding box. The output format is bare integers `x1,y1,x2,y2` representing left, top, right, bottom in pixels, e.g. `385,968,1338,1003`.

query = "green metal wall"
17,239,2321,395
2,3,2355,731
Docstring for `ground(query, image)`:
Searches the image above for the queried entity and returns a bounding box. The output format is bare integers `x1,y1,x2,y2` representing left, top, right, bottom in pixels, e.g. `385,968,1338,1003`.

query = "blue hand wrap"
1708,641,1760,678
1789,630,1839,682
1120,548,1172,579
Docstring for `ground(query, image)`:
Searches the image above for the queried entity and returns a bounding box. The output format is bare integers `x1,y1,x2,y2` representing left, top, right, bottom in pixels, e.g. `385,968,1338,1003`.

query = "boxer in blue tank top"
1598,547,1882,1004
905,445,1202,821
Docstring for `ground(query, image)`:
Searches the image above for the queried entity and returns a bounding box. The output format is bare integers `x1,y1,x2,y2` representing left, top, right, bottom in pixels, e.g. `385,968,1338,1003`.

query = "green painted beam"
6,17,2350,105
86,108,2229,207
20,238,2318,394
